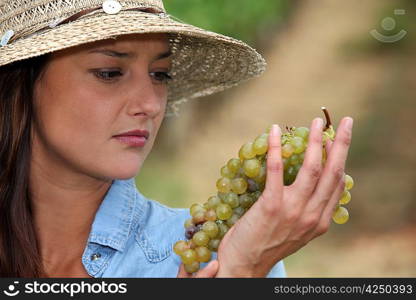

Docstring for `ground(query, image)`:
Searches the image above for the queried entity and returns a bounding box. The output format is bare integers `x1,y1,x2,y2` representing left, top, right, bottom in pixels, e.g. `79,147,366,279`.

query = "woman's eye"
150,71,172,84
94,70,123,81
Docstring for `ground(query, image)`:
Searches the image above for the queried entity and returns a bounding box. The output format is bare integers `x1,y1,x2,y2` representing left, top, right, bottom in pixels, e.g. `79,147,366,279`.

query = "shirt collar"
87,177,146,252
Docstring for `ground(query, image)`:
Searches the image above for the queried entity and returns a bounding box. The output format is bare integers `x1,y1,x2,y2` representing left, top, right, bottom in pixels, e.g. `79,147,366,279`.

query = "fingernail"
271,124,281,136
345,117,353,130
314,118,323,129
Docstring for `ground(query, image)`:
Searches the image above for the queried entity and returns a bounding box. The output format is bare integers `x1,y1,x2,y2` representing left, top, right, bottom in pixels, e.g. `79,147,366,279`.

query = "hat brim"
0,10,266,115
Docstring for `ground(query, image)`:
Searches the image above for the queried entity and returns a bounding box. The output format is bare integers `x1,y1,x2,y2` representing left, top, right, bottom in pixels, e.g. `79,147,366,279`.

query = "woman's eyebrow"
87,48,172,60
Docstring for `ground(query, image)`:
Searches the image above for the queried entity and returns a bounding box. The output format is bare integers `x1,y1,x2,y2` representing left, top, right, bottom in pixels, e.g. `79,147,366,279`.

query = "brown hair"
0,55,50,277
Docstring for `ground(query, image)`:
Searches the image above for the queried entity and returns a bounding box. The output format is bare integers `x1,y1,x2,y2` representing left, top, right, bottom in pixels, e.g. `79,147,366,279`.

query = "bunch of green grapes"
173,108,354,273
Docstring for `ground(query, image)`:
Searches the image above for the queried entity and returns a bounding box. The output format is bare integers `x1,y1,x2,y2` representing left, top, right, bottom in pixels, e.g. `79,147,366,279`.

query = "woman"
0,0,353,278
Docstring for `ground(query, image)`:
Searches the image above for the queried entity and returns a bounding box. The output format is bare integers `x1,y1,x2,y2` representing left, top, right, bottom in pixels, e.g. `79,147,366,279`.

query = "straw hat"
0,0,266,116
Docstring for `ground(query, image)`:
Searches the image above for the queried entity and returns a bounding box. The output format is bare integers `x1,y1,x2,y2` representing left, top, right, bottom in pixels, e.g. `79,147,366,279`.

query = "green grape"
181,249,197,265
202,221,219,238
282,143,294,158
192,210,206,224
216,221,229,239
243,158,261,178
239,142,256,160
233,206,245,217
184,218,194,229
216,203,233,220
190,203,205,217
216,177,231,193
208,239,221,251
221,165,236,179
223,192,240,208
293,127,310,140
184,261,200,273
345,174,354,190
227,158,242,173
289,154,300,166
195,246,212,263
253,162,266,183
205,209,217,221
290,136,307,154
173,240,189,255
238,193,253,209
253,134,268,155
339,190,351,205
192,231,210,247
226,213,240,227
332,206,349,224
230,177,248,194
206,195,221,209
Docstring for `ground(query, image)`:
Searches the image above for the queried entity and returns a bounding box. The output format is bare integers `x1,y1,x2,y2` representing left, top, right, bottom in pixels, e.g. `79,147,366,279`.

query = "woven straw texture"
0,0,266,116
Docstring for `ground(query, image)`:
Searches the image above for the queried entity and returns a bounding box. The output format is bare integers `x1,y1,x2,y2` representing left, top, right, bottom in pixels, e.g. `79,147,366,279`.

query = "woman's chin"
106,163,142,180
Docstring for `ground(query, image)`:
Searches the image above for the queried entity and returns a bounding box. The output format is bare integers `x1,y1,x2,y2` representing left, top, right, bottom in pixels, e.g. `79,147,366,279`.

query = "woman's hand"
177,260,219,278
215,116,353,277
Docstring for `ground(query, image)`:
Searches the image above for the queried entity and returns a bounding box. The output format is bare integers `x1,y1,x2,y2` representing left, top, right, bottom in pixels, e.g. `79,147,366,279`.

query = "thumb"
193,260,219,278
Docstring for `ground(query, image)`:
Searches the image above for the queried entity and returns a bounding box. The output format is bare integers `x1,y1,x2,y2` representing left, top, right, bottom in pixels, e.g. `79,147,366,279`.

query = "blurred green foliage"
164,0,290,43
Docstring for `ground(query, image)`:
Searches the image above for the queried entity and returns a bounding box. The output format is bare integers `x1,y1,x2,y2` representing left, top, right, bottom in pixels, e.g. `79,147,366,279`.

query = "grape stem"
321,107,332,130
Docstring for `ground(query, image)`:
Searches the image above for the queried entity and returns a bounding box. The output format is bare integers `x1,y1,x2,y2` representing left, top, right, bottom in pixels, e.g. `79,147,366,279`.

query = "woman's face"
32,33,171,181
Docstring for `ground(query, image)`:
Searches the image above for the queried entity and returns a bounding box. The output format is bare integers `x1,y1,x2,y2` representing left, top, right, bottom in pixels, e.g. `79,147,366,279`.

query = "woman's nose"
127,75,165,118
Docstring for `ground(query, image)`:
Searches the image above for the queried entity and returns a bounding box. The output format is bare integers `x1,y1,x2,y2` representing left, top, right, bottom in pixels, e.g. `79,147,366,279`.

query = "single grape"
202,221,219,238
239,193,253,209
243,158,261,178
230,177,248,194
216,177,231,193
221,165,236,179
339,190,351,205
332,206,349,224
226,213,240,227
192,210,206,225
184,261,200,273
291,136,307,154
184,218,194,229
206,195,221,209
192,231,210,247
205,209,217,221
223,192,239,208
208,239,221,251
247,178,259,192
345,174,354,190
227,158,242,173
282,143,294,158
293,127,310,140
181,249,197,265
173,240,189,255
216,221,229,239
289,154,300,166
190,203,205,217
195,246,212,263
239,142,256,160
185,225,198,240
253,135,268,155
216,203,233,220
233,206,245,217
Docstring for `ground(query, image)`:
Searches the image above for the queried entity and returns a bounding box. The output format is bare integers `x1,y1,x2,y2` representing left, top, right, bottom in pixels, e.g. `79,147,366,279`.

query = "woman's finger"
193,260,219,278
304,117,353,213
314,176,346,237
292,118,324,199
261,124,283,209
177,260,219,278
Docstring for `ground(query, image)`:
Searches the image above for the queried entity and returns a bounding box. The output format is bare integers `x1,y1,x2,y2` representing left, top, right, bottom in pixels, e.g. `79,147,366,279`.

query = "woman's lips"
113,135,147,147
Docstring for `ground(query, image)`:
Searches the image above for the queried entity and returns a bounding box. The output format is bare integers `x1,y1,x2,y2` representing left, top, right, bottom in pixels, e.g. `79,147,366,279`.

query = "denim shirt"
81,178,286,278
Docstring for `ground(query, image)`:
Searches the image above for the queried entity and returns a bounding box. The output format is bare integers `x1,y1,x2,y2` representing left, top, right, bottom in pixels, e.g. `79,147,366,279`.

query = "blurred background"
136,0,416,277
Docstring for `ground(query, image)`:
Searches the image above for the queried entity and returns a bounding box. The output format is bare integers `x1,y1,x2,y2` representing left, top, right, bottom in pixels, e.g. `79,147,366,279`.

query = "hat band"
6,6,166,46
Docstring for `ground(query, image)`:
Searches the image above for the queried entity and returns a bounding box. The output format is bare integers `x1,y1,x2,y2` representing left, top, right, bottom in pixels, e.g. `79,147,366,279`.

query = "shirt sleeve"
266,260,287,278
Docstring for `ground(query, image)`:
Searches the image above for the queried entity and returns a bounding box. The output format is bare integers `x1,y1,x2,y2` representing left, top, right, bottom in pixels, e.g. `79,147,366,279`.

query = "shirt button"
91,253,101,261
102,0,122,14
